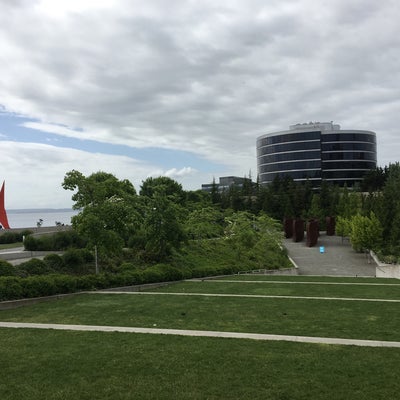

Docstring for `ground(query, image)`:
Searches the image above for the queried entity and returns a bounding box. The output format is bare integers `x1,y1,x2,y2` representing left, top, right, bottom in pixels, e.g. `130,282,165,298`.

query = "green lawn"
1,274,400,400
0,242,23,250
215,274,400,284
0,291,399,341
0,329,399,400
148,279,400,300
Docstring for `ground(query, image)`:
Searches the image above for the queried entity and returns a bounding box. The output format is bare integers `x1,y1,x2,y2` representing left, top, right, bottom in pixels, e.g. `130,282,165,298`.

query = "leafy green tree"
361,166,387,192
225,211,283,263
141,190,187,262
307,193,323,221
336,216,351,242
62,170,139,257
140,176,185,205
63,170,136,208
350,212,383,253
381,163,400,249
185,207,224,239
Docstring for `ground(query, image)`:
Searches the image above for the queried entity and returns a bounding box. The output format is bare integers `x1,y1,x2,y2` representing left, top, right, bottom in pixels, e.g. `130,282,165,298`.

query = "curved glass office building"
257,122,377,187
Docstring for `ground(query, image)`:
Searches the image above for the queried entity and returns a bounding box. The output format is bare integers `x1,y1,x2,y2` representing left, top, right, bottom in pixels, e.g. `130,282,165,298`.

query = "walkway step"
0,321,399,348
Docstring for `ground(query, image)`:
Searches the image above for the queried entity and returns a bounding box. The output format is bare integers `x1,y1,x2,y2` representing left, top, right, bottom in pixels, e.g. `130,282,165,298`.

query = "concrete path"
0,247,61,266
0,321,399,348
94,290,400,303
284,233,377,276
197,279,400,286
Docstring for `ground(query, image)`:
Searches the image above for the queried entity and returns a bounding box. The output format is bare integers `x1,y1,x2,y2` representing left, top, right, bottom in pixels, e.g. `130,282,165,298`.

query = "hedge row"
23,230,88,251
0,262,251,302
0,230,33,244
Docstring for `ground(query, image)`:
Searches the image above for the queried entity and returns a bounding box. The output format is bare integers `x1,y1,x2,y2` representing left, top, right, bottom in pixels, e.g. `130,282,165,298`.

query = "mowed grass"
1,274,400,400
0,290,399,341
0,328,400,400
147,278,400,300
215,274,400,284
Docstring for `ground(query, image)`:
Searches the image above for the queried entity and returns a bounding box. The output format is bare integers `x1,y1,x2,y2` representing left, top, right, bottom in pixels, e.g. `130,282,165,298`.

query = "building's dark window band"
322,161,376,170
257,139,320,148
258,151,321,163
322,170,371,179
257,141,321,155
260,171,322,180
321,133,376,143
257,131,321,146
259,158,321,169
259,162,321,173
322,153,377,161
321,143,376,152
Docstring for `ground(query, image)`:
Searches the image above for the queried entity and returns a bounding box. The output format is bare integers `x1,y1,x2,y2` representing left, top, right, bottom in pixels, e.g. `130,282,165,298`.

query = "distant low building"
202,176,254,193
257,121,377,187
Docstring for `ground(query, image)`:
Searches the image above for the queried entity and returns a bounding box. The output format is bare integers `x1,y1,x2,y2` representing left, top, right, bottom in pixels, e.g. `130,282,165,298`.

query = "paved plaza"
284,233,377,277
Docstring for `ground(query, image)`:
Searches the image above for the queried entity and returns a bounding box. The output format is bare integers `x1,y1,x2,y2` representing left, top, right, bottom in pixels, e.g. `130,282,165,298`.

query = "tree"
336,216,351,242
140,176,185,205
381,163,400,248
141,190,186,262
350,212,383,253
185,207,224,239
62,170,139,257
63,170,136,209
224,211,283,263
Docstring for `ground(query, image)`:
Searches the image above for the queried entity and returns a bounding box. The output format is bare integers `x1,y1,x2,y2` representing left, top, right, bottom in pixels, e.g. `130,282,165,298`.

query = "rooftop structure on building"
201,176,254,193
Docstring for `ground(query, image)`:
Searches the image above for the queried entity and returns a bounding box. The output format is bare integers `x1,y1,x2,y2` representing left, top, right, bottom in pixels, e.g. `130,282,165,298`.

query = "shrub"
43,254,65,272
23,230,88,251
16,258,54,276
0,277,24,300
0,259,15,276
62,249,86,274
0,230,33,244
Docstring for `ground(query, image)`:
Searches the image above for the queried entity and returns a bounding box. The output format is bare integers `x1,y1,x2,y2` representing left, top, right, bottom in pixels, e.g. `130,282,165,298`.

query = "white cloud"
0,141,213,208
0,0,399,203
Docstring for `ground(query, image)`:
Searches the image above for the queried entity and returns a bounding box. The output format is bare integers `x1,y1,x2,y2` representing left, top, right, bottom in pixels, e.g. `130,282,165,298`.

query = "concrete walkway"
0,247,62,266
94,290,400,303
284,233,377,276
1,321,399,348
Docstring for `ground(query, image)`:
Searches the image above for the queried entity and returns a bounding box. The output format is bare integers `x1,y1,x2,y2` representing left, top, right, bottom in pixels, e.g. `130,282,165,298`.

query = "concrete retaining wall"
371,251,400,279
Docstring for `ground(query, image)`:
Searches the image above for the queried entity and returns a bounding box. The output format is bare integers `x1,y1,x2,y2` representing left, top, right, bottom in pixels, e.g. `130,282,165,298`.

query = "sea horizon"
5,208,79,229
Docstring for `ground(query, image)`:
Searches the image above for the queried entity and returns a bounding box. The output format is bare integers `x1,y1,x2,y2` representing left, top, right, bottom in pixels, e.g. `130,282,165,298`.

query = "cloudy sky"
0,0,399,209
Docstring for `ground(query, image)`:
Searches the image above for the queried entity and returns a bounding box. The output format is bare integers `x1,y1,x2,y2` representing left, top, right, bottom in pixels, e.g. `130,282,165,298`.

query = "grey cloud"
0,0,399,172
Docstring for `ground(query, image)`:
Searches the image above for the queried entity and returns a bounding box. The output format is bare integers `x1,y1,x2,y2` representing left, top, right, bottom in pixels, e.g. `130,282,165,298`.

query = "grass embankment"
1,275,399,400
1,277,399,341
148,279,400,300
0,242,23,250
0,329,399,400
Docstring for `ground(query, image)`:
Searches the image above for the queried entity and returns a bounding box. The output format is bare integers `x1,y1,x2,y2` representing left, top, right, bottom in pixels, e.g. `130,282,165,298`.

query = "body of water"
6,209,79,229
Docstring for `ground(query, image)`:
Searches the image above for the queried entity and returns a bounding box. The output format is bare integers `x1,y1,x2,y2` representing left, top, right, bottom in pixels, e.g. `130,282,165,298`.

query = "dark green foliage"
16,258,53,276
0,230,33,244
361,166,388,192
62,249,94,275
140,176,185,204
23,230,87,251
43,254,65,272
0,259,15,276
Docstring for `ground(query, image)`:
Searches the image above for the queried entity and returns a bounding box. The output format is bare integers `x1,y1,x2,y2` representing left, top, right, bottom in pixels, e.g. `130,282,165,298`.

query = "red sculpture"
0,181,11,229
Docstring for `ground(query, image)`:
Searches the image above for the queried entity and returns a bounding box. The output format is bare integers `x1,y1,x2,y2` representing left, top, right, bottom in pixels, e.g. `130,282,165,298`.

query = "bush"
23,230,88,251
62,249,86,274
43,254,65,272
16,258,54,276
0,276,24,300
0,230,33,244
0,259,15,276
